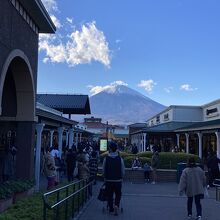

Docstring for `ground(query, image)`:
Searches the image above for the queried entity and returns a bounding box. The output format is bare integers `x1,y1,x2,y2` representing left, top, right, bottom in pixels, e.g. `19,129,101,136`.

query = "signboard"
100,139,108,152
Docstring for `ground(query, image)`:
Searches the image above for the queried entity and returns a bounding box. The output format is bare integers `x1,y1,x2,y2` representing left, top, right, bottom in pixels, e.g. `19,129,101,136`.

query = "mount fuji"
88,85,166,125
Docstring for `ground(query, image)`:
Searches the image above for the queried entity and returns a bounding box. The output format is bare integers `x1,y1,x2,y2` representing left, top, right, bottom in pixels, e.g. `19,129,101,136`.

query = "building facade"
130,99,220,158
0,0,55,180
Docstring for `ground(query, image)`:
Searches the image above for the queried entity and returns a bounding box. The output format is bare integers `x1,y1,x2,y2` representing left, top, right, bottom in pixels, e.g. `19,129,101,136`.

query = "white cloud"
39,21,111,67
164,86,173,93
115,39,121,44
138,79,157,93
180,84,198,92
66,17,73,24
112,81,128,86
50,15,61,28
41,0,58,13
88,81,128,96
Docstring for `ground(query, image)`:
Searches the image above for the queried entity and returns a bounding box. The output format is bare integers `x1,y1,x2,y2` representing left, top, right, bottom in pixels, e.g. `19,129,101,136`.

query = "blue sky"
38,0,220,106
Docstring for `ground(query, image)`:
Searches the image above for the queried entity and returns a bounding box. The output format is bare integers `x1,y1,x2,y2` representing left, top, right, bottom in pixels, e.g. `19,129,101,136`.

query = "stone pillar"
185,133,189,154
176,134,180,148
50,130,54,148
16,122,35,179
65,131,69,147
69,128,74,148
35,123,45,192
215,132,220,159
58,127,64,157
197,132,203,158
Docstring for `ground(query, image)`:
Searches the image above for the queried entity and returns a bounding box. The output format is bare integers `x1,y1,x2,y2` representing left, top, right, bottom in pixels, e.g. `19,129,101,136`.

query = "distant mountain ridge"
88,85,166,125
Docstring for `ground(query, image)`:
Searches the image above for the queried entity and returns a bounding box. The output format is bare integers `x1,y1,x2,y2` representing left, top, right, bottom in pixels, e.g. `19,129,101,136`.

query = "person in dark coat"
151,151,159,184
66,148,76,182
103,142,125,216
89,151,98,184
207,150,220,187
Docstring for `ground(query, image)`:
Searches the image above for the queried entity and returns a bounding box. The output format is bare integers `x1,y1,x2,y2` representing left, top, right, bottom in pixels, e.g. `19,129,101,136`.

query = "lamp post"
106,121,109,142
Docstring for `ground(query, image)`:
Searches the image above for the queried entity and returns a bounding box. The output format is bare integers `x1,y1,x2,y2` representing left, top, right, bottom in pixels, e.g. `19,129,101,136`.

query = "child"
143,161,152,182
132,156,142,169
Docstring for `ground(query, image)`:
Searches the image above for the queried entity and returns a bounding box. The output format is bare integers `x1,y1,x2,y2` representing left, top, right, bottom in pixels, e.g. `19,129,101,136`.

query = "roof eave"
19,0,56,33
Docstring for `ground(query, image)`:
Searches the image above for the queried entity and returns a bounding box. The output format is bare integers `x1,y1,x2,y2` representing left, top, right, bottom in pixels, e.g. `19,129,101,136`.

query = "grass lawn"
0,181,90,220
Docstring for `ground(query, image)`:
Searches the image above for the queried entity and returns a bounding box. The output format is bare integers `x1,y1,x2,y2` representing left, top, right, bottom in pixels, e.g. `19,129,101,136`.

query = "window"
164,113,169,121
206,107,218,118
156,115,160,123
206,108,218,115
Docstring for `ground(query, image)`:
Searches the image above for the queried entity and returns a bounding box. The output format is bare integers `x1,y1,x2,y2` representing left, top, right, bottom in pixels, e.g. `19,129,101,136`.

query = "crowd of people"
41,141,99,190
40,139,220,219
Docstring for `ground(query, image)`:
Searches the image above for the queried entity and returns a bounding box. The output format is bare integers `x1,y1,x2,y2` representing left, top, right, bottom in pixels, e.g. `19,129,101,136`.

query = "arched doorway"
0,50,35,179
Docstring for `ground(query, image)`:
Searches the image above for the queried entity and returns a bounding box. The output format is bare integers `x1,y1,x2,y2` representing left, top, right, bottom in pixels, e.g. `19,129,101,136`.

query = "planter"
0,197,13,213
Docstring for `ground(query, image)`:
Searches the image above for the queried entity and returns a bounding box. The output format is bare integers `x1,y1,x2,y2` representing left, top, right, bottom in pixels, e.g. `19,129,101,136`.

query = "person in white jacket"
178,157,206,220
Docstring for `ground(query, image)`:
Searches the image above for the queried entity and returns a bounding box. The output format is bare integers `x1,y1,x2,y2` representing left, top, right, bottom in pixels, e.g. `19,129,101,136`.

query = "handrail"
42,177,94,220
43,180,82,197
49,183,91,209
213,178,220,187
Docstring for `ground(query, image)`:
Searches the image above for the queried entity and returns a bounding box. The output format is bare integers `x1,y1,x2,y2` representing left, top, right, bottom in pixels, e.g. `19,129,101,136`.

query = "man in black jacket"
103,142,125,216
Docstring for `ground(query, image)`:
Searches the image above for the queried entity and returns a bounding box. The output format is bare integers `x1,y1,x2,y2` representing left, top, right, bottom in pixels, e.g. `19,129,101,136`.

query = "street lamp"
106,121,109,142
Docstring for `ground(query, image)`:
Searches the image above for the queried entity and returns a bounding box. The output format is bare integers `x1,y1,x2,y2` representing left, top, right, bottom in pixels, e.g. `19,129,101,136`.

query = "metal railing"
213,178,220,202
43,178,93,220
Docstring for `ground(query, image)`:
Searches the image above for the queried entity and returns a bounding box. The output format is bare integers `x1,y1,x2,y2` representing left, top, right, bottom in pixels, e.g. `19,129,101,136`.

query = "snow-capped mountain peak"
89,85,166,125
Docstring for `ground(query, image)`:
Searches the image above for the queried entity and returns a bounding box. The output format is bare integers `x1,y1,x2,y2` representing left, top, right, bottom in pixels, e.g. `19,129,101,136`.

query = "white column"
125,138,127,146
143,133,146,152
140,134,143,152
176,134,180,148
75,132,79,147
65,131,69,147
69,128,74,148
35,123,45,192
79,133,82,142
197,132,203,158
50,130,54,148
185,133,189,154
215,132,220,159
58,127,64,157
139,134,142,152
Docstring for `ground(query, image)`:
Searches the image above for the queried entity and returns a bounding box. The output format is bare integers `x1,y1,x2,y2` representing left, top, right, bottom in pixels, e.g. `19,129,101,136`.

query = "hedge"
156,152,201,169
99,151,201,169
123,156,151,168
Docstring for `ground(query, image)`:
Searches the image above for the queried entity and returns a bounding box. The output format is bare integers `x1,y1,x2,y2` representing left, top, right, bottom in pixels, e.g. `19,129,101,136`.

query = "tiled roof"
36,108,77,126
145,122,195,132
175,119,220,132
131,122,194,135
37,94,91,114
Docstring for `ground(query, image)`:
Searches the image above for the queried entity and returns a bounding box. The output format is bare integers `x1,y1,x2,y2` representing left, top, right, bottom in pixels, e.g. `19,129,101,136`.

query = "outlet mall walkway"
78,182,219,220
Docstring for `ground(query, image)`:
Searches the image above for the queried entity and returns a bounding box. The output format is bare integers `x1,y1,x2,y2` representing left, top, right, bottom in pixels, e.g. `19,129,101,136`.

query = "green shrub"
123,156,151,168
0,184,13,200
137,151,153,158
3,179,35,194
100,151,201,169
123,152,200,169
99,151,133,163
155,152,201,169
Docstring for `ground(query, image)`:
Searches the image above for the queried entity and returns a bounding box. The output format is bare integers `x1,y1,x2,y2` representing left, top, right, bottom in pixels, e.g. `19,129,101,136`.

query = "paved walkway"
78,182,219,220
